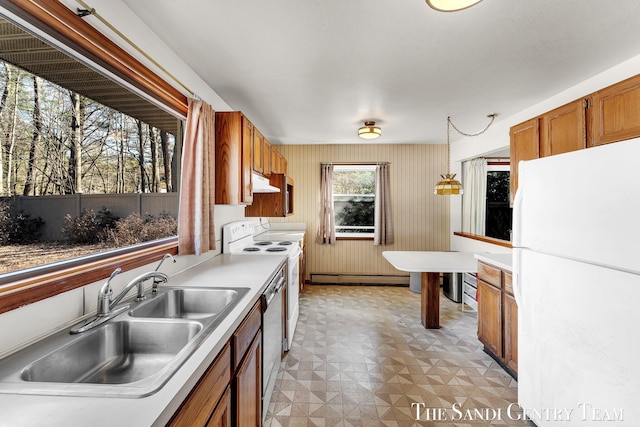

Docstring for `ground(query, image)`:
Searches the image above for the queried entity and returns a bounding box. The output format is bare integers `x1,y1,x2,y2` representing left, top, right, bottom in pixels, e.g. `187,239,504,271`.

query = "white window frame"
333,164,376,238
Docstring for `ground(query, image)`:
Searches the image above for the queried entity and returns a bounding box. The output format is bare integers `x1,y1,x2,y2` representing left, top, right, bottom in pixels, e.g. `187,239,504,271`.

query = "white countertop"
254,223,306,242
474,253,513,272
382,251,478,273
0,254,287,427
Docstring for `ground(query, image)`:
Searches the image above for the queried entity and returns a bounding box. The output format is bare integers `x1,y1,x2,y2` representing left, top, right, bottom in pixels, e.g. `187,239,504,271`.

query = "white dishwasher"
261,267,285,419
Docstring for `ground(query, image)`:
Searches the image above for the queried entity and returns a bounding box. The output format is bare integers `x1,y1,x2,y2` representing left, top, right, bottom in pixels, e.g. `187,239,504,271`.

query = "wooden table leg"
421,272,440,329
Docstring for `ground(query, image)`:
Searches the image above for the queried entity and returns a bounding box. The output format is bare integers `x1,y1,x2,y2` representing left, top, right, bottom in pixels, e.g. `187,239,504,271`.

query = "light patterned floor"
264,285,534,427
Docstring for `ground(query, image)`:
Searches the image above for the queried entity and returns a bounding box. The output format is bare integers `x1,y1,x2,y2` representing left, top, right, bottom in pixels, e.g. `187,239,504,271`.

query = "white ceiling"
120,0,640,145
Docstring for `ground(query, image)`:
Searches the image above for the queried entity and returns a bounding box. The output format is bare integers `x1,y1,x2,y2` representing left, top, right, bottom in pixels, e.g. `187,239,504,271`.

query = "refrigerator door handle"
512,249,523,306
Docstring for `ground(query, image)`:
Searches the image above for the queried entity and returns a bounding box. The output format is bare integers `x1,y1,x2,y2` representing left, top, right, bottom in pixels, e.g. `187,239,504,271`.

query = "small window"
485,163,512,241
333,165,376,238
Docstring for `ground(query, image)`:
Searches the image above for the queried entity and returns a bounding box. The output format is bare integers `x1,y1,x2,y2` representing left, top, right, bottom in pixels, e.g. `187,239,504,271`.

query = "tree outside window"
333,165,375,237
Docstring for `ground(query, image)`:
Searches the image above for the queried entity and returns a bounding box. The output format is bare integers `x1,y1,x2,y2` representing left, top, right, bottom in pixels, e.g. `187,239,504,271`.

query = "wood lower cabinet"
540,98,588,157
215,112,253,205
234,331,261,427
477,262,517,378
477,279,502,357
206,387,232,427
169,343,231,427
170,299,263,427
591,73,640,146
232,300,262,427
503,292,518,373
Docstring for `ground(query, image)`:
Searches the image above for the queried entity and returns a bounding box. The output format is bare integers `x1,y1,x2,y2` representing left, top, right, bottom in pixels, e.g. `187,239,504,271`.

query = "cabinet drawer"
503,272,514,296
477,262,501,288
233,300,262,369
169,342,231,427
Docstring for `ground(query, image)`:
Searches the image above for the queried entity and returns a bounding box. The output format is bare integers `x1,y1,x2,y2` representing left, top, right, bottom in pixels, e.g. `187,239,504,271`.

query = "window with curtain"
0,4,186,313
332,165,376,237
319,163,393,244
461,158,512,241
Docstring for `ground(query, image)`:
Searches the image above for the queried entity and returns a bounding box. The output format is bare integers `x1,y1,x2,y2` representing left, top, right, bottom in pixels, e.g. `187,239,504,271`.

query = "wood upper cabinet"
252,128,264,174
509,117,539,205
477,279,502,357
540,98,588,157
245,174,294,217
263,138,271,177
215,112,253,205
591,73,640,146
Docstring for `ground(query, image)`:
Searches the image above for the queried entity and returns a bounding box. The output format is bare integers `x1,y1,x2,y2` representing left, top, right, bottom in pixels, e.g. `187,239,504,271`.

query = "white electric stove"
222,221,300,351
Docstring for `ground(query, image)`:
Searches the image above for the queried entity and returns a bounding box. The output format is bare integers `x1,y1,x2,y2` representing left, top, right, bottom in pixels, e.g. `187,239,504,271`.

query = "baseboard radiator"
310,273,409,286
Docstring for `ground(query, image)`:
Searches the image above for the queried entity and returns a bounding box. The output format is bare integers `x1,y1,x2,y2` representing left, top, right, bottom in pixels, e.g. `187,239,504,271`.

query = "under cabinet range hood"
252,172,280,193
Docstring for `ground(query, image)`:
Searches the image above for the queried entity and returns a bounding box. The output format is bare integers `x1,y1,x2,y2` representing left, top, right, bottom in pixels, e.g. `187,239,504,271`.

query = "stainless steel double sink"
0,286,249,398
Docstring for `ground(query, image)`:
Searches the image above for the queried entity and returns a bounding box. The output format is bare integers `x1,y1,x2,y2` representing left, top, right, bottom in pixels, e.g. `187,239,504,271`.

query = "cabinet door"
591,74,640,146
169,343,231,427
206,387,231,427
215,112,253,205
263,138,271,177
503,293,518,374
241,116,254,204
234,330,262,427
509,118,539,205
252,128,264,174
540,98,587,157
477,280,502,357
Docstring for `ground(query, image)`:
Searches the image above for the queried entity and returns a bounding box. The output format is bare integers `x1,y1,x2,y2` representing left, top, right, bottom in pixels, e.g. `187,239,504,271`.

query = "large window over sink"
0,3,187,314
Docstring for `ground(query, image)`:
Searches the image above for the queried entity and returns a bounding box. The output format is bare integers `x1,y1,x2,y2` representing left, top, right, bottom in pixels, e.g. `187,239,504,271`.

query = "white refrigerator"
513,138,640,425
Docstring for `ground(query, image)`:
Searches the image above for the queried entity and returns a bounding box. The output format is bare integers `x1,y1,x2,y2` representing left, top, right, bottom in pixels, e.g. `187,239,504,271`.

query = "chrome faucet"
152,253,176,294
71,266,169,334
118,270,169,303
71,267,124,334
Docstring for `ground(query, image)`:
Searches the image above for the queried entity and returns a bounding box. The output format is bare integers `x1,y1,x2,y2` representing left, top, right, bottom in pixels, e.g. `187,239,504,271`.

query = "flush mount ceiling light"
434,113,497,196
358,121,382,140
426,0,483,12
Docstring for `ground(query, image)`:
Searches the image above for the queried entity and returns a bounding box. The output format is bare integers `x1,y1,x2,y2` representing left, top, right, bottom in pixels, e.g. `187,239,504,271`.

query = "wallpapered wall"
271,144,450,282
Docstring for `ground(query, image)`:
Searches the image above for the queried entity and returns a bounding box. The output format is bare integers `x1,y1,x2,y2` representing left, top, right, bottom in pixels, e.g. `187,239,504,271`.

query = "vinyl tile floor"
264,285,534,427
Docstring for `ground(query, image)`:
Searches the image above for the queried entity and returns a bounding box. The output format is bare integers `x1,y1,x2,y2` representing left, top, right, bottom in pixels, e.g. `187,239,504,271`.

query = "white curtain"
318,163,336,244
178,98,216,255
462,158,487,235
374,163,393,245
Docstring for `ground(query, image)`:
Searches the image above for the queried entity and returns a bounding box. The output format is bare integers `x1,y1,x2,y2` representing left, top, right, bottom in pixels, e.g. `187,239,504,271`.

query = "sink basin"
21,320,202,384
129,287,248,320
0,286,250,397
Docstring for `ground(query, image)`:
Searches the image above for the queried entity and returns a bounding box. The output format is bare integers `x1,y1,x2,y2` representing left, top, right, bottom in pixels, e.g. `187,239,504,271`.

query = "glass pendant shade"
358,121,382,139
434,173,464,195
426,0,482,12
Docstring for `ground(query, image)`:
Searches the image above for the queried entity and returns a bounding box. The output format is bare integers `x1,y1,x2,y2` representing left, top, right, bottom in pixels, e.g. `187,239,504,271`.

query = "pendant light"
434,114,497,196
358,121,382,139
426,0,483,12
